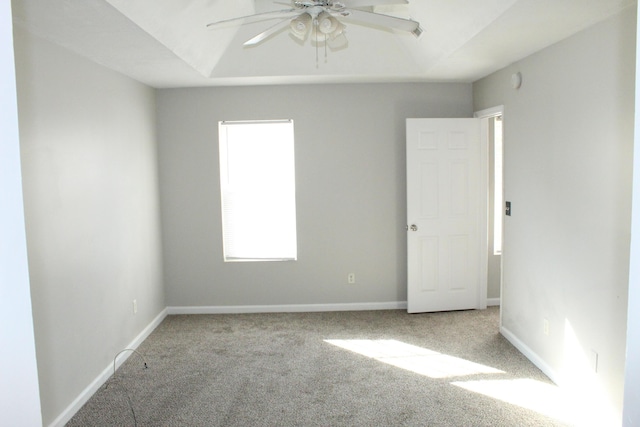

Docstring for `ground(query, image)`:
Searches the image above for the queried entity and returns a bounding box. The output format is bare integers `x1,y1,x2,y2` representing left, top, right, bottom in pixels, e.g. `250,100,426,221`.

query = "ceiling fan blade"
207,9,299,29
343,0,408,7
342,9,422,36
243,18,293,46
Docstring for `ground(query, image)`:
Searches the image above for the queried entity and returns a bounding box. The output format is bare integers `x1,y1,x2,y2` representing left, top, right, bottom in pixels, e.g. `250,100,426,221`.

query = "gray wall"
0,2,42,425
474,8,635,424
157,84,473,308
14,29,166,425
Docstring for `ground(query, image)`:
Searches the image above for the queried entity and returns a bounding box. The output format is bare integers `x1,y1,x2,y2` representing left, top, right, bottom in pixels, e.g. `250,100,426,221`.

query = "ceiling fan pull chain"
325,34,328,62
314,19,319,68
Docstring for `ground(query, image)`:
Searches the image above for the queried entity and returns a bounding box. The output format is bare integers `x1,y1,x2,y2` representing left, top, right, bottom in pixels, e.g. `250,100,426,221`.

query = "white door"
406,119,487,313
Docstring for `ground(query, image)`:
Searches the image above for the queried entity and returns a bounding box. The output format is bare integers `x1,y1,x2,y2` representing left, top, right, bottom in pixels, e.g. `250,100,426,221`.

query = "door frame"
475,105,505,319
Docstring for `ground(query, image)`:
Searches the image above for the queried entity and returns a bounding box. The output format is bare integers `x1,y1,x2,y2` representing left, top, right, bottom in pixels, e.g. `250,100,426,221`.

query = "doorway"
405,109,504,313
475,106,504,307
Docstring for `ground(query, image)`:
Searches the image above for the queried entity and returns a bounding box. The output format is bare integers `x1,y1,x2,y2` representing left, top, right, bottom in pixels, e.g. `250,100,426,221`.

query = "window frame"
218,119,298,262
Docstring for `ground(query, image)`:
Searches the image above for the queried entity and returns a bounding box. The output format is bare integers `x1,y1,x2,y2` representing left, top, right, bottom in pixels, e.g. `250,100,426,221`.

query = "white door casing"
406,118,487,313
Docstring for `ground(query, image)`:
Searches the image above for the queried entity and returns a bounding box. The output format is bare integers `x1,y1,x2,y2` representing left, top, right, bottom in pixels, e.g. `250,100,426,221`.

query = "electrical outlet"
543,318,549,336
347,273,356,284
133,299,138,314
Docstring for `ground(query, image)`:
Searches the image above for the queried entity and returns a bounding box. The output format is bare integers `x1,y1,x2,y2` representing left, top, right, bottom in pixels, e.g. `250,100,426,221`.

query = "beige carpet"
67,307,573,426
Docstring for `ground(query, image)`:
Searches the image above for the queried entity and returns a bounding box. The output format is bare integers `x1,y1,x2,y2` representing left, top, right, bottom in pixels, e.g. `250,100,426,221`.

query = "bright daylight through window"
218,120,297,262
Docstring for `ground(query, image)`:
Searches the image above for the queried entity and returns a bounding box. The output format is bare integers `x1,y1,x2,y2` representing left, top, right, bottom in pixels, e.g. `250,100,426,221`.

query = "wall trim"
167,301,408,315
49,308,168,427
486,298,501,306
500,325,560,385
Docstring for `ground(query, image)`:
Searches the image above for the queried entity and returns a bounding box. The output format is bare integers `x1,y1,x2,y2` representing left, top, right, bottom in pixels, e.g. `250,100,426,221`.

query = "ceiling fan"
206,1,422,52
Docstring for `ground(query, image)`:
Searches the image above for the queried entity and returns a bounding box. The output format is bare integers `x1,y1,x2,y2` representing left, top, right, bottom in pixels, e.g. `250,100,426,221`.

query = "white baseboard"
500,325,560,385
167,301,408,315
486,298,501,306
49,308,168,427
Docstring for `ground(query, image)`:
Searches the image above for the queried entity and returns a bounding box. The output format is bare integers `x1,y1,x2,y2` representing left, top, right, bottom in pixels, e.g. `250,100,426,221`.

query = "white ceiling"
11,0,635,88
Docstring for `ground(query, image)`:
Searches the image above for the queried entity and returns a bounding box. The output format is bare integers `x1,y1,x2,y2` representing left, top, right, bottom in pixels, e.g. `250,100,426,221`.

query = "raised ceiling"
11,0,635,88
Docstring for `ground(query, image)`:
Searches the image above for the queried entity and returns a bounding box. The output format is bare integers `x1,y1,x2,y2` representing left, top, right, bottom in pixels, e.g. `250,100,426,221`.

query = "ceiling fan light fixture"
317,11,338,34
327,32,349,50
290,12,312,40
329,20,345,40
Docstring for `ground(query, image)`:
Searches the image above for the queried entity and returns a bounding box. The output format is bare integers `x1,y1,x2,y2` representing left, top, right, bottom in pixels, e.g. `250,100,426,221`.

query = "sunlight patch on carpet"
451,378,574,423
324,339,504,379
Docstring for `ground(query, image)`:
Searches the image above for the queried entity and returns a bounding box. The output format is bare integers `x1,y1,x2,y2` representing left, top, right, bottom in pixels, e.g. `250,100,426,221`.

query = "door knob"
410,224,418,231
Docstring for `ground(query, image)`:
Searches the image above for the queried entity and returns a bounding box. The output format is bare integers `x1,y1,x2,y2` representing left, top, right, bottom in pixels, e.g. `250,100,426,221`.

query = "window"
218,120,297,262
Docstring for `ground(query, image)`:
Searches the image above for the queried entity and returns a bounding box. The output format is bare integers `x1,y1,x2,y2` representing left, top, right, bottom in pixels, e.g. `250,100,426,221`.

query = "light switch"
505,201,512,216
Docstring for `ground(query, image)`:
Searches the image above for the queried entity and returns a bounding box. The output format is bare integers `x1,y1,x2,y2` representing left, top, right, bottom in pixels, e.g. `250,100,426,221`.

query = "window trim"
218,119,298,262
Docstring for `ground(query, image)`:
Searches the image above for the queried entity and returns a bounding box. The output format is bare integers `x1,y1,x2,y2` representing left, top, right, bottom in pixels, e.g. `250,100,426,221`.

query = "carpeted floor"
67,307,574,426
